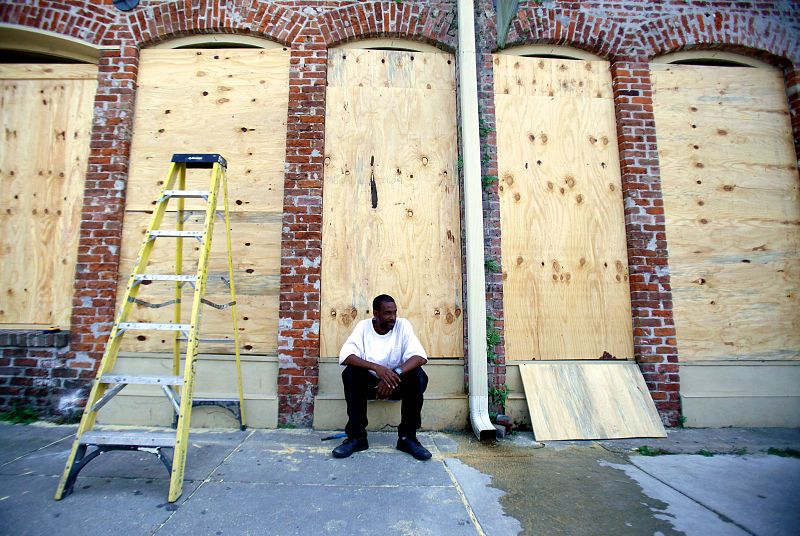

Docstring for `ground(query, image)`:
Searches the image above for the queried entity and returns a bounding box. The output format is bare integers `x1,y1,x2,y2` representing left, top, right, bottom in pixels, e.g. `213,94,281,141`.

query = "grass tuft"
766,447,800,458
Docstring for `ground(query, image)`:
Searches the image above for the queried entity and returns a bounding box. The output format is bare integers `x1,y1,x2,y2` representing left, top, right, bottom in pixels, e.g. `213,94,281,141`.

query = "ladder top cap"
171,153,227,169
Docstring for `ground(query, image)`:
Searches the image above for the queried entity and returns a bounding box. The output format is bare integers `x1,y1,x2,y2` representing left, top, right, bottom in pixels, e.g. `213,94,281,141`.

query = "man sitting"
331,294,431,460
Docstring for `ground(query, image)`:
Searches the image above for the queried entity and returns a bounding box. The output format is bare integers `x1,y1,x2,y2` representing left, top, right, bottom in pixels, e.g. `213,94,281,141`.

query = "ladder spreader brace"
55,153,246,503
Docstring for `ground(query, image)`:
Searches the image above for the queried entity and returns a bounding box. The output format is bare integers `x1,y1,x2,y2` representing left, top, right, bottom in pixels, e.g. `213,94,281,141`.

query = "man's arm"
397,355,426,374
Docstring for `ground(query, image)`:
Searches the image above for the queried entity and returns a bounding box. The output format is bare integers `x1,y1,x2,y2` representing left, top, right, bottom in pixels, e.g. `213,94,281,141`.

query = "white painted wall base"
681,362,800,428
96,353,279,429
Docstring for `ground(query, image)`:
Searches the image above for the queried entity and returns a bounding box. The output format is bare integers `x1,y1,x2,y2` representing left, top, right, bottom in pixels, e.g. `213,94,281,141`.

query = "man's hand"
375,365,400,389
376,379,394,399
374,365,400,399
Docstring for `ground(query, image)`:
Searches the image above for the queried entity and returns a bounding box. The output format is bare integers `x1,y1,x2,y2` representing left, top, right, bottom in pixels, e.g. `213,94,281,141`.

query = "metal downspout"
457,0,496,440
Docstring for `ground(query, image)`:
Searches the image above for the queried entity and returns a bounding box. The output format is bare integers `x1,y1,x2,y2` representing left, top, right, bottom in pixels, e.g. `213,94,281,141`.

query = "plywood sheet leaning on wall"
321,49,463,358
519,361,666,440
0,64,98,327
117,49,290,355
493,55,634,360
651,65,800,361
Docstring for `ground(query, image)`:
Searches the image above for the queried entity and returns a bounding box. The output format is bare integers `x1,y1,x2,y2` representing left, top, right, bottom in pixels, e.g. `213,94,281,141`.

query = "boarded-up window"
0,64,97,328
494,55,634,360
320,49,463,358
117,48,290,355
651,64,800,361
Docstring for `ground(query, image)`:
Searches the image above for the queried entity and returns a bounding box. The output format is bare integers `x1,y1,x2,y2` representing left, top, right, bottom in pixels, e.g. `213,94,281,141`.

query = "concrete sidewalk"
0,423,798,535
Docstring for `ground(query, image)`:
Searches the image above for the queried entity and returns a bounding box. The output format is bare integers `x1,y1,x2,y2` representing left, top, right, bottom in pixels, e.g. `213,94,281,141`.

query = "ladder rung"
135,274,198,282
79,431,176,448
193,397,239,403
118,322,191,331
101,374,184,386
162,190,211,199
149,230,204,238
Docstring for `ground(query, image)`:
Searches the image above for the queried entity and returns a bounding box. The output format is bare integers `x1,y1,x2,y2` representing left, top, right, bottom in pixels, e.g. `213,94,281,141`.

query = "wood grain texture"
0,64,98,80
0,66,97,327
519,361,666,440
494,55,634,360
117,49,290,355
320,49,463,358
652,64,800,361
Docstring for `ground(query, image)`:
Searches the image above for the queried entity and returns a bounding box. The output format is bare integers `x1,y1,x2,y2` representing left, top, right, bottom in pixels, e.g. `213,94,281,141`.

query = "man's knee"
403,367,428,394
341,365,376,390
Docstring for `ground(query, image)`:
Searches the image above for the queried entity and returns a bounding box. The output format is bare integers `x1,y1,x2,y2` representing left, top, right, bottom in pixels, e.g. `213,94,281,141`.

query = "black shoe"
332,437,369,458
396,436,432,460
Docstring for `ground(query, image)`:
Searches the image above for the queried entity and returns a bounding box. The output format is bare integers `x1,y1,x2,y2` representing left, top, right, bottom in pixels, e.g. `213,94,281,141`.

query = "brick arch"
639,13,800,67
126,1,303,49
0,2,116,46
317,1,457,52
503,7,630,60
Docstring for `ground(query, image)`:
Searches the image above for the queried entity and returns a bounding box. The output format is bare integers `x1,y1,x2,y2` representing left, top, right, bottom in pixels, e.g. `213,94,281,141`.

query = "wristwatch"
393,367,403,376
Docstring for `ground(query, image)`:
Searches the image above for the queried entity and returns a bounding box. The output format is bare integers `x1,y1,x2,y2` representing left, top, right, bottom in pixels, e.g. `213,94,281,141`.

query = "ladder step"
135,274,198,282
118,322,191,332
149,230,204,238
79,431,176,449
162,190,211,199
101,374,183,386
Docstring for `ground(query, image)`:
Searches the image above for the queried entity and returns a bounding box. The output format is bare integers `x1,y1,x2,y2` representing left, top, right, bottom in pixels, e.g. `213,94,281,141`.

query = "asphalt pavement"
0,422,798,535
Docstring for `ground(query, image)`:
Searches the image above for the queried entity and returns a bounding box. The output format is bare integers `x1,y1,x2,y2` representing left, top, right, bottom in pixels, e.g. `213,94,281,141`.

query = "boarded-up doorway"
104,47,290,428
652,62,800,427
0,64,97,328
117,48,290,356
320,48,463,358
494,55,634,361
651,64,800,362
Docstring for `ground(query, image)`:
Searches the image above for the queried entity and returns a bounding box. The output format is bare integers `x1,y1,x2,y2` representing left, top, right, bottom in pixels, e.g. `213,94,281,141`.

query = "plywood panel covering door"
651,64,800,361
0,64,98,328
118,48,290,355
321,49,463,358
494,55,634,360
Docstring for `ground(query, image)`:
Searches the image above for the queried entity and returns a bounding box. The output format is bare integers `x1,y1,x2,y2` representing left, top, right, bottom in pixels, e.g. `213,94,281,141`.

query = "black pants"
341,365,428,439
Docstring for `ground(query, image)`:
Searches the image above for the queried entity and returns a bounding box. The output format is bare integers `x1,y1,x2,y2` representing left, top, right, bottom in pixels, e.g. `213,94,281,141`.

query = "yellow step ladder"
55,153,245,503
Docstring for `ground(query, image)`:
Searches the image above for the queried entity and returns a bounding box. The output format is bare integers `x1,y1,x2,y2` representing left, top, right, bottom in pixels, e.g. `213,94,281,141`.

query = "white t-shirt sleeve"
400,320,427,364
338,320,366,365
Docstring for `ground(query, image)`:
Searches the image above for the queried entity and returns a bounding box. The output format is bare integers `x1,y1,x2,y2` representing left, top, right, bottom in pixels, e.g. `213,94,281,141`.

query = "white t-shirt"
338,317,428,369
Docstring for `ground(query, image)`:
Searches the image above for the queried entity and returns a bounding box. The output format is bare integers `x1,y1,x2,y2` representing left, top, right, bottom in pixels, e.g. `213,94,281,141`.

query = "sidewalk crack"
151,428,255,535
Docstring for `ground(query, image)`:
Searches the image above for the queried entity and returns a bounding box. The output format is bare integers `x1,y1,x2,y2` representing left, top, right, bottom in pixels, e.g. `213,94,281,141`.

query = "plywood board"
494,55,634,360
117,49,290,355
115,211,279,355
0,65,97,327
519,361,666,440
320,49,463,358
652,64,800,361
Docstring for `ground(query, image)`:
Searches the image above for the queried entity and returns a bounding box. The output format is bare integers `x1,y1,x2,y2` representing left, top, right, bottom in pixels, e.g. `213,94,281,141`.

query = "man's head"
372,294,397,333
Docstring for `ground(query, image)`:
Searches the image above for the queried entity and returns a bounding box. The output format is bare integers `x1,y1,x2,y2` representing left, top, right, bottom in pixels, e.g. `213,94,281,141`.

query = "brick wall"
0,0,798,427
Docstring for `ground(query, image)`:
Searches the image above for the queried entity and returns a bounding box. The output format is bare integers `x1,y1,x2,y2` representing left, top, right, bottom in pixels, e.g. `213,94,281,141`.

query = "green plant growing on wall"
478,118,494,138
481,174,498,190
485,258,501,273
486,315,501,363
488,384,509,413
